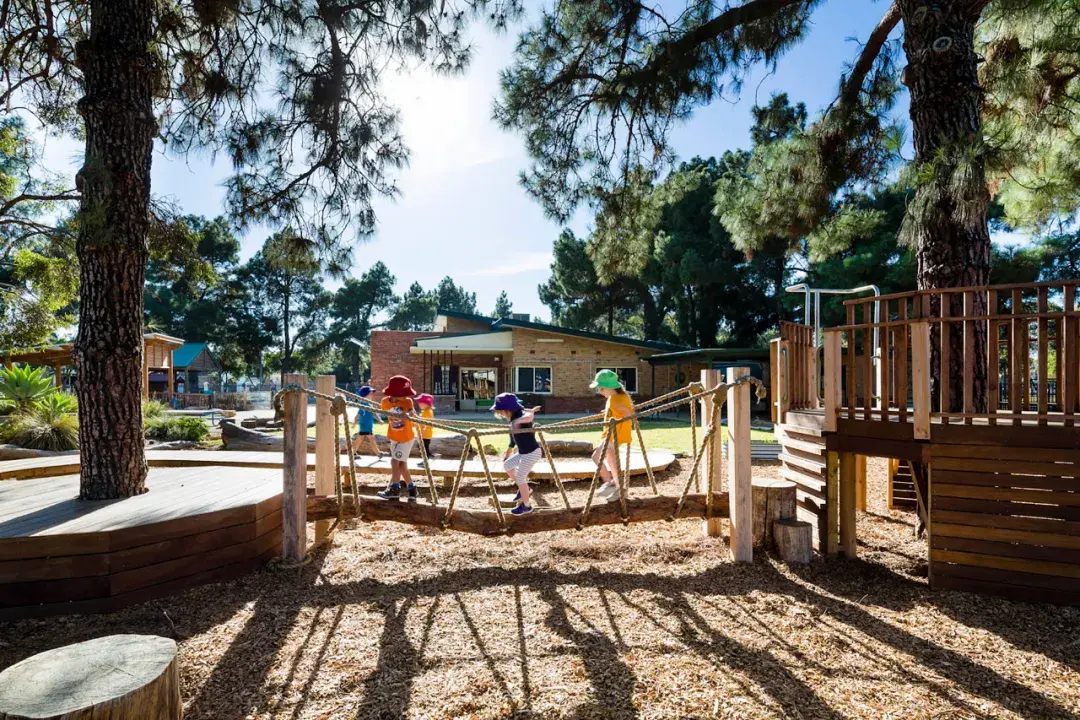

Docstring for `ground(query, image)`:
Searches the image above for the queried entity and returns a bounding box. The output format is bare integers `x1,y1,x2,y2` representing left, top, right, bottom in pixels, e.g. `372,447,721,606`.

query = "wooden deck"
0,466,282,620
0,448,676,482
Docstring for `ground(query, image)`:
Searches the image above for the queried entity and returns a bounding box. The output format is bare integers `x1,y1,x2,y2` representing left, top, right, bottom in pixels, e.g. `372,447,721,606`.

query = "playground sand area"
2,459,1079,719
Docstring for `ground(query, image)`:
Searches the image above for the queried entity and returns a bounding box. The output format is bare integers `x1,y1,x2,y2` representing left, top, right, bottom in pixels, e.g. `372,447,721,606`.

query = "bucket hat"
382,375,416,397
415,393,435,406
590,369,623,390
492,392,523,412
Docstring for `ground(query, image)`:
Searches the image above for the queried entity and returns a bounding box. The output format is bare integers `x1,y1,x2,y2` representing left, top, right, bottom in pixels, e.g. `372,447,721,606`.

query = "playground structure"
275,368,799,565
773,279,1080,604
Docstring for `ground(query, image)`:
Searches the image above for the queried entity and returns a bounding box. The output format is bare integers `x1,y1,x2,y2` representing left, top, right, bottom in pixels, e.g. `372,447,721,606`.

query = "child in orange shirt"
377,375,419,501
415,394,435,457
590,369,634,501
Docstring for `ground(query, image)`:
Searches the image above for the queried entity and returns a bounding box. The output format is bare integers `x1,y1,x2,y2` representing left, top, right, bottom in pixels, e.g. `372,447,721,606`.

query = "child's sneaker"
596,483,618,500
377,484,401,500
407,484,418,503
511,503,533,516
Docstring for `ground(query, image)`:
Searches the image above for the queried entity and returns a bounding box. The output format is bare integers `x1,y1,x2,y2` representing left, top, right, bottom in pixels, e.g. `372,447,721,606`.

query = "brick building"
370,311,770,413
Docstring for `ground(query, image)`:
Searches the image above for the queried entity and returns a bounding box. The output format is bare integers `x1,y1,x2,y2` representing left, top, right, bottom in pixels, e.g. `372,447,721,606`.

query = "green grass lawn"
307,417,774,456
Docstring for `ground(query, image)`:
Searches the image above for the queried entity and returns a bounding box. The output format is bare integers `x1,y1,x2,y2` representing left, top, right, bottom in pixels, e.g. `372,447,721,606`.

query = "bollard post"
282,373,308,562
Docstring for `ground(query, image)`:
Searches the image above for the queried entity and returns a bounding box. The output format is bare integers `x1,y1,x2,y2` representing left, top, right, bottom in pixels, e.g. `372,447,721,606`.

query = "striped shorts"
503,448,542,481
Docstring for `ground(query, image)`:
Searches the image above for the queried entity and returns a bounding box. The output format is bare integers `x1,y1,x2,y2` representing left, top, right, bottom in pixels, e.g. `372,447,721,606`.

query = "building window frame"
515,365,553,395
597,366,639,394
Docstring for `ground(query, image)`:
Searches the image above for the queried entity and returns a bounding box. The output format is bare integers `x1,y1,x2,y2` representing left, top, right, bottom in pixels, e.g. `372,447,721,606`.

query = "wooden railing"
822,279,1080,435
771,321,817,423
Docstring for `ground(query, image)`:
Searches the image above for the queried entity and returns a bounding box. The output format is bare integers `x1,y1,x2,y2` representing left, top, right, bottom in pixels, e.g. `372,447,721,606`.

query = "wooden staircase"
776,410,827,550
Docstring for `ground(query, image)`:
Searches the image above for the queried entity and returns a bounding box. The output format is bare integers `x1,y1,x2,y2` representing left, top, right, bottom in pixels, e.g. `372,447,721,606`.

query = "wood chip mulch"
2,458,1079,719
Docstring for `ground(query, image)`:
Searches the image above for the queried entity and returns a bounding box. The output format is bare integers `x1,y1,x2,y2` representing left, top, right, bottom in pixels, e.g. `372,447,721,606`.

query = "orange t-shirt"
602,392,634,444
381,397,415,442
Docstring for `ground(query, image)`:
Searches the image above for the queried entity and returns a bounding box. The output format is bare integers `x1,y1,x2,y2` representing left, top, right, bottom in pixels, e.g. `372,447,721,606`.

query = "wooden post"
911,321,931,440
727,367,752,563
823,330,842,432
769,339,779,423
700,369,724,538
808,334,820,409
775,340,789,425
825,450,839,557
167,348,175,404
282,373,308,563
855,454,867,511
314,375,337,544
142,340,149,401
53,364,62,388
839,452,857,558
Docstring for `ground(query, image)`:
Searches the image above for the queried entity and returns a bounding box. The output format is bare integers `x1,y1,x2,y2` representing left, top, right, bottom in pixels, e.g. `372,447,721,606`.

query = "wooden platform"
0,466,282,620
0,448,677,483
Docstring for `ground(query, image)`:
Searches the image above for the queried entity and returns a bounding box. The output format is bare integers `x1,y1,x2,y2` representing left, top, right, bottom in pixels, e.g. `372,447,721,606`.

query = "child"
377,375,419,502
492,393,542,516
590,369,634,501
351,385,384,457
415,394,435,457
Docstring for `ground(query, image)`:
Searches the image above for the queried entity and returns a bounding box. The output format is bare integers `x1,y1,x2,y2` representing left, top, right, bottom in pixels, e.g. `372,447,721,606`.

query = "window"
515,366,552,394
598,367,638,394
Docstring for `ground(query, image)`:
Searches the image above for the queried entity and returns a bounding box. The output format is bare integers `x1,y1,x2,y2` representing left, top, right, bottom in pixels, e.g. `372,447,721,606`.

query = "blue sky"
37,1,1008,322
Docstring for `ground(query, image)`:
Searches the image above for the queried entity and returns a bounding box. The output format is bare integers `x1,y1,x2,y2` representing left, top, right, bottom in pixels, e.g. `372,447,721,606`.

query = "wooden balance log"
308,492,731,535
750,477,811,563
0,635,181,720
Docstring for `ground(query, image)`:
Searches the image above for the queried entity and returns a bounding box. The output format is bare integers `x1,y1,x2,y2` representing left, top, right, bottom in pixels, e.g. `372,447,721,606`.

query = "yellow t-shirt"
381,397,415,443
420,406,434,440
602,392,634,445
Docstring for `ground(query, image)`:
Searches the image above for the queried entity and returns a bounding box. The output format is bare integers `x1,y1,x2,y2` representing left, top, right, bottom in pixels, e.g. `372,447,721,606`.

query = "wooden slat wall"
0,494,282,619
776,416,828,550
929,443,1080,605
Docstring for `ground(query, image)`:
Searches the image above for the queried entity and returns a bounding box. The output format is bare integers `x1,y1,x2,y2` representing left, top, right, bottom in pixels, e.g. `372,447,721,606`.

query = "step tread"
779,452,826,473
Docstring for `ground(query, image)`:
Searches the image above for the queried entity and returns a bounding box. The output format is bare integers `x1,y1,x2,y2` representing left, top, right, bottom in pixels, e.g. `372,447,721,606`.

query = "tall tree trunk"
73,0,156,500
282,283,292,375
900,0,991,413
606,291,614,335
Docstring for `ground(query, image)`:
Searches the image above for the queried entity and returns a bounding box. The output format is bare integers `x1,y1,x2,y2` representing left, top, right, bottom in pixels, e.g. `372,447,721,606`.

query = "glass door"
459,368,498,409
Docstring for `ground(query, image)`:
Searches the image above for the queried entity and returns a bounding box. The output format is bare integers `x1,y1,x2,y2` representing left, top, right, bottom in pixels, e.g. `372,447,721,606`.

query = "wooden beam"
314,375,337,544
839,451,857,558
855,454,867,511
825,451,840,557
700,368,723,538
282,373,308,562
911,321,930,440
307,492,731,534
727,366,752,563
142,342,149,401
823,330,842,432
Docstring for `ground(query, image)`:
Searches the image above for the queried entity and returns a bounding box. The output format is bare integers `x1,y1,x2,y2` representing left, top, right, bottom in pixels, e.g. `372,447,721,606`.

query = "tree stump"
0,635,181,720
774,519,813,564
751,478,796,550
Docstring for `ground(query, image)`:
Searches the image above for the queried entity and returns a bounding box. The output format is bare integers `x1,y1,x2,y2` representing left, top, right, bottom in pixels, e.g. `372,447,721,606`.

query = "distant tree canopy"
493,291,513,318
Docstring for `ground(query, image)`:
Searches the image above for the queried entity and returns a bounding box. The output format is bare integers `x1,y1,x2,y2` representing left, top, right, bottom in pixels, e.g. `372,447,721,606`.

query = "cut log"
751,478,797,549
220,421,315,452
308,492,730,536
774,519,813,564
0,634,180,720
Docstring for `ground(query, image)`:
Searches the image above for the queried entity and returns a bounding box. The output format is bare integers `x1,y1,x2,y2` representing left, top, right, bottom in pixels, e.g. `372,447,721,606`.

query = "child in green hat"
590,369,634,501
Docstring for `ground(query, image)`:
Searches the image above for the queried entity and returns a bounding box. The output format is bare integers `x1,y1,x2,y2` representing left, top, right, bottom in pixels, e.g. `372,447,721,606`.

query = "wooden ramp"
0,448,677,482
0,466,281,619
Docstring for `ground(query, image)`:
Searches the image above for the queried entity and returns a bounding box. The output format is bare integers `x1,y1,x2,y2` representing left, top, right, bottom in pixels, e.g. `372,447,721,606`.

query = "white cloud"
466,251,554,277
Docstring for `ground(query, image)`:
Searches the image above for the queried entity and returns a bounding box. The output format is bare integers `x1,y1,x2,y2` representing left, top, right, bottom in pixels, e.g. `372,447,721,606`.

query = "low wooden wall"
929,443,1080,605
0,494,282,620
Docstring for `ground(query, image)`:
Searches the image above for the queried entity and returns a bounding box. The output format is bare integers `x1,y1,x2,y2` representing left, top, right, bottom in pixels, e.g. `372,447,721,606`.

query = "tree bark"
900,0,991,413
73,0,156,500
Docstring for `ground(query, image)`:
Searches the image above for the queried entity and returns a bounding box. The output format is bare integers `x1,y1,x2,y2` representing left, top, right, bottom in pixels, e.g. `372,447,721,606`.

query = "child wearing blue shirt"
351,385,384,457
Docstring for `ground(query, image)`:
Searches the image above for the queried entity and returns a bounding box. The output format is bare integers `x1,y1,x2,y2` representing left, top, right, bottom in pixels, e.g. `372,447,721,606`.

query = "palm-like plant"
0,365,56,415
4,393,79,451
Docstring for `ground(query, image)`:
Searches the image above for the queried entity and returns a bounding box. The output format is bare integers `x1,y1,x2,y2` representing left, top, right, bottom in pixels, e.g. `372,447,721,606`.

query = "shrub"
145,416,209,442
3,402,79,451
0,366,56,415
143,399,169,421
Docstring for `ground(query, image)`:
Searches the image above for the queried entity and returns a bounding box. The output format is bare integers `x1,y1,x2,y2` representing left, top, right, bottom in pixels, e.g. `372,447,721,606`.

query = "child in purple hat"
492,392,542,516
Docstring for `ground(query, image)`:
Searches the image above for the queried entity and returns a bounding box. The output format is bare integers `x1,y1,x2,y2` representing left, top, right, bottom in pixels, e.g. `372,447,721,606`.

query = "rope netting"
273,375,765,535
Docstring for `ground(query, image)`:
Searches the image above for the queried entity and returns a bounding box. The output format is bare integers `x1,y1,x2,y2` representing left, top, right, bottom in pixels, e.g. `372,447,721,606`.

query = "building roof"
430,310,689,353
172,342,209,368
0,333,185,365
645,347,771,364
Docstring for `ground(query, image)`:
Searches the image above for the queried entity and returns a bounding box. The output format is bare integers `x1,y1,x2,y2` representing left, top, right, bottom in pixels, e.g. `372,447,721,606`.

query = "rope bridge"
273,373,765,556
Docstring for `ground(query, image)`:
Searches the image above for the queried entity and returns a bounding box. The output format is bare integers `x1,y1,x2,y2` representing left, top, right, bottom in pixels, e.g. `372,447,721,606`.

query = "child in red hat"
378,375,419,501
415,394,436,457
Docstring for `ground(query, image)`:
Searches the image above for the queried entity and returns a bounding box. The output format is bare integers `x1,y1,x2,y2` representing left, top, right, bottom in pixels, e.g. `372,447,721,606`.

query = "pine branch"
834,2,900,117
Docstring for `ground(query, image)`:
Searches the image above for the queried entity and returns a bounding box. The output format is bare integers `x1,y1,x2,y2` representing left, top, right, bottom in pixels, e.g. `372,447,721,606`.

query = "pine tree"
0,0,519,498
493,291,513,318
